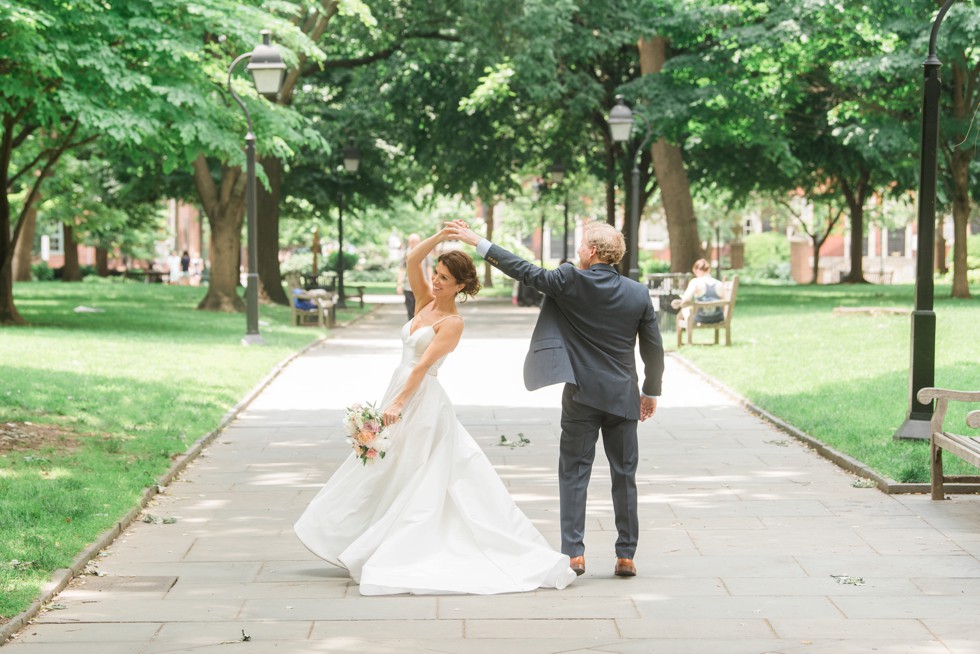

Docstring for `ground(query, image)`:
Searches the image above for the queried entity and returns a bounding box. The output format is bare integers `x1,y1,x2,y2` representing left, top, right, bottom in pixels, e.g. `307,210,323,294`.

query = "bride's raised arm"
405,225,455,315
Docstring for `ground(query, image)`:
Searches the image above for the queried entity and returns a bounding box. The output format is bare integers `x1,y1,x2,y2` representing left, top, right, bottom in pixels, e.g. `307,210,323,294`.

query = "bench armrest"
917,387,980,434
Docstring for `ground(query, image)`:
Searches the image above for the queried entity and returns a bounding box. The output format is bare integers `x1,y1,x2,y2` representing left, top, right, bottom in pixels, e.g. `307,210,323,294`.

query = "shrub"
325,251,359,273
640,253,671,275
967,233,980,270
742,232,792,281
32,262,54,281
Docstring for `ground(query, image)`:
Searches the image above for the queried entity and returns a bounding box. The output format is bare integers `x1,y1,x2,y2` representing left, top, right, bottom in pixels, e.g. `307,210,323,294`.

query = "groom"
453,220,664,577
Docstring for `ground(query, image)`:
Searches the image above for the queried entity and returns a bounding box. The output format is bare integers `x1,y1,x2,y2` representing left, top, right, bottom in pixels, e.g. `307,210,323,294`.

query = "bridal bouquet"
343,402,391,465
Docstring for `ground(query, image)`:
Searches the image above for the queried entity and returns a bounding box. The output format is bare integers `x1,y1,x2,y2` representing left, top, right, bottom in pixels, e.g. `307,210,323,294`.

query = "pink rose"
365,449,378,459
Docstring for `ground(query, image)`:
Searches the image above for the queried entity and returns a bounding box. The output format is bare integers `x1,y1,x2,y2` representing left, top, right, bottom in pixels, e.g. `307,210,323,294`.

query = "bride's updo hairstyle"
438,250,481,300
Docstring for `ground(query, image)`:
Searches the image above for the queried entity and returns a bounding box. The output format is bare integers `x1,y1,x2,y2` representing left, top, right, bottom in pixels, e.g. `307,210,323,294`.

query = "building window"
46,223,64,254
887,228,906,257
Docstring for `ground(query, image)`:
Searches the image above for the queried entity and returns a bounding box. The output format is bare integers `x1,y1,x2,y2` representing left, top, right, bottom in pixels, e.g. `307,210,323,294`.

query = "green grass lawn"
672,282,980,485
0,280,370,622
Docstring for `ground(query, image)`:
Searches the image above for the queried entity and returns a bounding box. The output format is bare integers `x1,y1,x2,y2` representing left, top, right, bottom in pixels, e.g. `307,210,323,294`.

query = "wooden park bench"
676,275,739,347
300,271,366,308
916,387,980,499
291,289,337,328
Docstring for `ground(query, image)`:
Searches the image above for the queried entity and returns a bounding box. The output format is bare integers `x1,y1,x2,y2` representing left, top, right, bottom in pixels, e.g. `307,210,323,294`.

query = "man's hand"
445,220,481,247
640,396,657,422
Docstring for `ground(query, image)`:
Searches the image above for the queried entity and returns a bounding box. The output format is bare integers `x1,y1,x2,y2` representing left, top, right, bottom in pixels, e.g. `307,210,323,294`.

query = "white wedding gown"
294,317,577,596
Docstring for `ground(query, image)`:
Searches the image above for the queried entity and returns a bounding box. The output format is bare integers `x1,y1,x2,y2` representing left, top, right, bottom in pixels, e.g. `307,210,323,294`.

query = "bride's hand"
383,402,404,427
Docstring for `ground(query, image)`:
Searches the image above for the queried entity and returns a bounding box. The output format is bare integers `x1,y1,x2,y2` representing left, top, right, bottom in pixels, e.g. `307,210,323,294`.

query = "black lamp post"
608,95,653,281
228,30,286,346
895,0,957,440
550,160,568,262
534,177,550,267
336,140,361,309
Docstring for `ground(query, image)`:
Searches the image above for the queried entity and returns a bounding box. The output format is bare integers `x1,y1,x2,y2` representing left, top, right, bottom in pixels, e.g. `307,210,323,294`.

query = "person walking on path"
453,219,664,578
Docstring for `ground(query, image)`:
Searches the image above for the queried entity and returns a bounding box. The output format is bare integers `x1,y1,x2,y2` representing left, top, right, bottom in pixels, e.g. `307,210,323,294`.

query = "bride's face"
431,262,464,298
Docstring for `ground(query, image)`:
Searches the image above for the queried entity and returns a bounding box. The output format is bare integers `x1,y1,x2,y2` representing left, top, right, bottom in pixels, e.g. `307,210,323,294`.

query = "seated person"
292,288,316,311
671,259,724,324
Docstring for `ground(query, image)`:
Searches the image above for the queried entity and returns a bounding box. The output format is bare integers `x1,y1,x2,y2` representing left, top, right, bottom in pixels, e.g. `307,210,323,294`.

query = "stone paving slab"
3,299,979,653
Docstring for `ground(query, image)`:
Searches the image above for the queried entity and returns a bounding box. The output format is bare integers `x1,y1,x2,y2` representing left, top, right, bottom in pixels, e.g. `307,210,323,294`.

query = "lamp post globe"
246,31,287,98
228,30,286,346
343,141,361,173
550,160,566,184
337,141,361,309
609,96,634,143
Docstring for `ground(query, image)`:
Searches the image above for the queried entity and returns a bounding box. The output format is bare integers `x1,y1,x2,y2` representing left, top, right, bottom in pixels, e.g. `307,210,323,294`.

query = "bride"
294,223,577,596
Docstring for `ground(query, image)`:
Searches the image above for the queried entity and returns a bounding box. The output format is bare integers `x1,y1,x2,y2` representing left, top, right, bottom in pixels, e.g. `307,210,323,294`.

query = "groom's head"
578,223,625,269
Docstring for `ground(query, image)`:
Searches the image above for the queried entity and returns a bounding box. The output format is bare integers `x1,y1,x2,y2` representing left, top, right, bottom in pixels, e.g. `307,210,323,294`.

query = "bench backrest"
692,275,738,325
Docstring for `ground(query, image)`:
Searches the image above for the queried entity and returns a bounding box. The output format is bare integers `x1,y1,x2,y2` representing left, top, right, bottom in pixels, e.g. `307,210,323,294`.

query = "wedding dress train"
294,318,576,595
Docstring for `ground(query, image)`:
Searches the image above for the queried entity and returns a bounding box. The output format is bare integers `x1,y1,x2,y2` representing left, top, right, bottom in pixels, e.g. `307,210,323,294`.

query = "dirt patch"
832,306,907,317
0,422,81,455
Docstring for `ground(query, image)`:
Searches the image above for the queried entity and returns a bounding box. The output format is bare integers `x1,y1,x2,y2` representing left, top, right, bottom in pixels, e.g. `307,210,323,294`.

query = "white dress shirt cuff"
476,239,492,257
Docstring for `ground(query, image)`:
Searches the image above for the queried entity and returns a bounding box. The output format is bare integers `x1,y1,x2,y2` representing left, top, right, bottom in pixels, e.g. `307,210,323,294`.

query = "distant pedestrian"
167,251,181,284
180,251,191,286
396,234,431,319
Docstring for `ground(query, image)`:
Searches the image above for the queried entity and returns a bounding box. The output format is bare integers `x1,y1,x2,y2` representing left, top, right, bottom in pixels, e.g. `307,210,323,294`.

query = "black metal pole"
894,0,956,440
337,188,347,309
243,131,263,344
562,188,569,262
228,50,264,346
628,157,640,280
540,206,546,268
715,224,722,279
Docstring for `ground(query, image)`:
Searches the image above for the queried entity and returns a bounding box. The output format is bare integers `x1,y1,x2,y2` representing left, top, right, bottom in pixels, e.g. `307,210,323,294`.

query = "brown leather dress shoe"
569,556,585,576
614,558,636,577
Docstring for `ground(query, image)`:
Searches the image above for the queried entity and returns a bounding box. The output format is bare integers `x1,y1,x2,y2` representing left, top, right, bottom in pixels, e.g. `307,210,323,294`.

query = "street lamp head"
550,160,566,184
343,140,361,173
246,30,287,98
608,95,634,143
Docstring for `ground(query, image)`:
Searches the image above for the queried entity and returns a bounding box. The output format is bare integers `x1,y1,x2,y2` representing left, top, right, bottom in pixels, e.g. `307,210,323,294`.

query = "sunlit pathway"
4,299,979,654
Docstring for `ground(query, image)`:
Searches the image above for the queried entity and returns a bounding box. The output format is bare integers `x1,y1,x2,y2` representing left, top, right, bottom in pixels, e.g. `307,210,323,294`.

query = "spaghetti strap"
431,314,463,328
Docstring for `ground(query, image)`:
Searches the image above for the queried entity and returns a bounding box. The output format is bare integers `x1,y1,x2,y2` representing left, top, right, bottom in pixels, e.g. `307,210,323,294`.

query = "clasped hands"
442,220,481,247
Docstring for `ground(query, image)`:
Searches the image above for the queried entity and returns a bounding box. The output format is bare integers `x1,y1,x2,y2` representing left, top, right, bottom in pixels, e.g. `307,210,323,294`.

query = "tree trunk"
96,246,109,276
935,214,947,275
948,61,972,299
0,182,26,323
811,237,822,285
12,198,37,281
256,154,288,305
638,36,701,273
950,146,971,299
61,223,82,281
192,155,246,312
249,4,339,304
482,198,495,288
840,175,869,283
0,133,27,324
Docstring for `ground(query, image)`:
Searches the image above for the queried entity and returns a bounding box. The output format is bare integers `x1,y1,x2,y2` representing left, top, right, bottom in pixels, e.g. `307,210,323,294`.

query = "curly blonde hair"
584,222,625,265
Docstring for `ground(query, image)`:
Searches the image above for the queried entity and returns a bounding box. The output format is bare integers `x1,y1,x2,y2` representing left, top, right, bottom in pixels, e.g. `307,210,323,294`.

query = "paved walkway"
4,300,979,653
